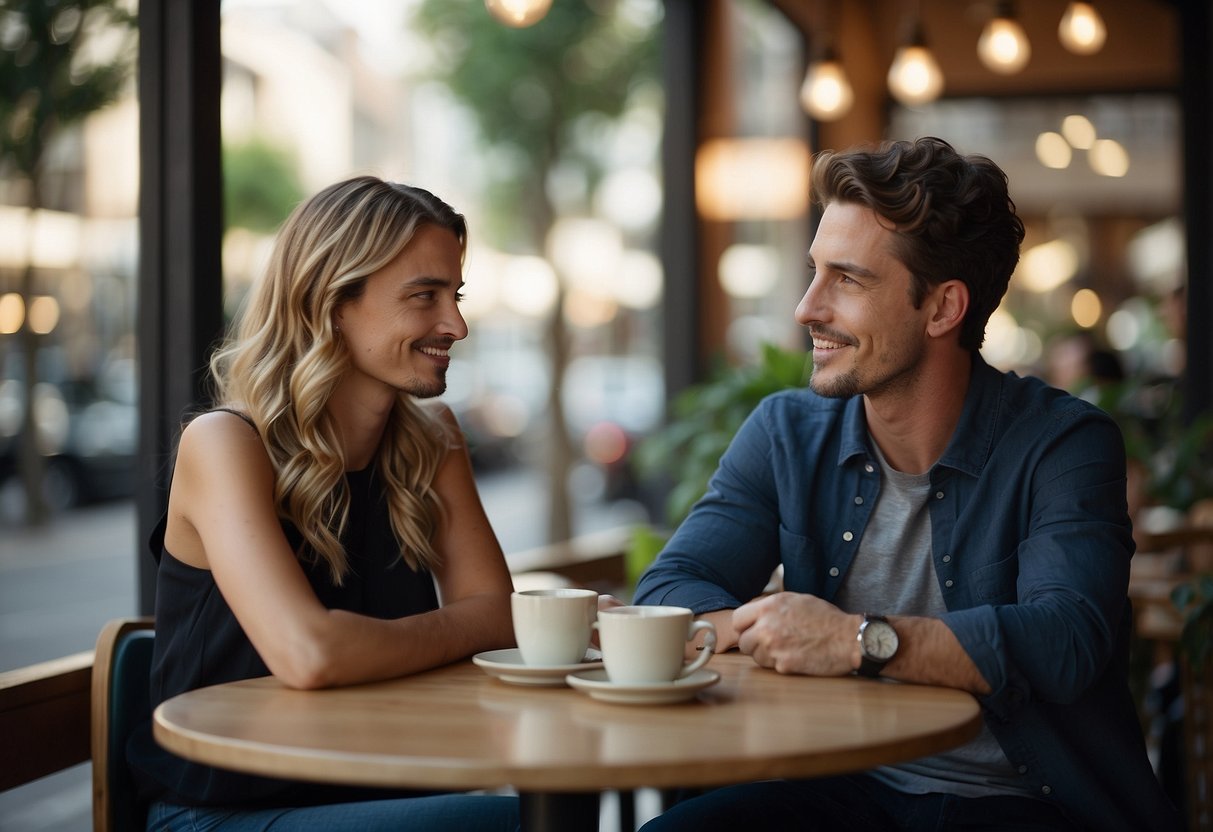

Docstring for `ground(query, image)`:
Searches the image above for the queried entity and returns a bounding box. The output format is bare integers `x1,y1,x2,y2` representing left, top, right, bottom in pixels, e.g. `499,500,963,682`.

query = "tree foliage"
412,0,659,243
0,0,135,183
223,138,305,233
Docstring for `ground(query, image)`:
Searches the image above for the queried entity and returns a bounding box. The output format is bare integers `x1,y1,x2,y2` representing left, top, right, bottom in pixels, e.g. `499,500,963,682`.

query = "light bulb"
485,0,553,28
799,59,854,121
1061,114,1097,149
978,15,1031,74
1089,139,1129,177
887,45,944,106
1059,2,1106,55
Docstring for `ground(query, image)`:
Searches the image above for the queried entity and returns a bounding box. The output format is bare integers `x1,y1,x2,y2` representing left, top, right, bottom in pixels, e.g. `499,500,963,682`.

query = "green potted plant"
624,343,812,584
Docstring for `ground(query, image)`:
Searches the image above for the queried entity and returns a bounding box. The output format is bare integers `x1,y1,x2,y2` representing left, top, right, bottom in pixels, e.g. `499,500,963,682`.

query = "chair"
1132,522,1213,832
91,617,155,832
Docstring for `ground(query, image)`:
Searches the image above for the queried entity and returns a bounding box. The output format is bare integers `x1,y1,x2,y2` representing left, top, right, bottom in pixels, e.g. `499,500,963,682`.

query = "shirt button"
1017,765,1028,775
942,555,951,563
854,496,864,505
935,491,945,500
842,531,854,542
829,567,840,577
945,579,954,588
865,463,875,473
1041,785,1052,796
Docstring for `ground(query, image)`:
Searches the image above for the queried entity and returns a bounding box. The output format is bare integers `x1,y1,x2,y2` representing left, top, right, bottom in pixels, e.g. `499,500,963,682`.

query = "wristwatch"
856,614,899,677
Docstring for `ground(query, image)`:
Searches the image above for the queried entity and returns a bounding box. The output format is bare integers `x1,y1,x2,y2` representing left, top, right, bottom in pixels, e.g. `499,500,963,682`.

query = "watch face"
862,620,898,661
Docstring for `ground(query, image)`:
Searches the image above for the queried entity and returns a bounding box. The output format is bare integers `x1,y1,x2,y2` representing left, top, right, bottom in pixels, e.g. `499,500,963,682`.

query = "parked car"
0,356,137,518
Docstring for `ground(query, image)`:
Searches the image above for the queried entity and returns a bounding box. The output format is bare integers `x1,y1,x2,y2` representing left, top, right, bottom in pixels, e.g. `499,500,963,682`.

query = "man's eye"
455,292,465,303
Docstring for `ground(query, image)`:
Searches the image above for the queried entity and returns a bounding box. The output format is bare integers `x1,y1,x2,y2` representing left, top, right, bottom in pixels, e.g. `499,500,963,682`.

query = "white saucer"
565,668,720,705
472,648,603,687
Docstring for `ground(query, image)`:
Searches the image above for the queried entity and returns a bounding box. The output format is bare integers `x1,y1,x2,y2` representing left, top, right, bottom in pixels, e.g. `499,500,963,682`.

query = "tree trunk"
530,172,574,546
543,280,574,544
17,200,48,526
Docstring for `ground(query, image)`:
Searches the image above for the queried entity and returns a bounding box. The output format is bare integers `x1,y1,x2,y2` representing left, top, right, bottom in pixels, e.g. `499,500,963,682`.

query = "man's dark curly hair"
810,137,1026,351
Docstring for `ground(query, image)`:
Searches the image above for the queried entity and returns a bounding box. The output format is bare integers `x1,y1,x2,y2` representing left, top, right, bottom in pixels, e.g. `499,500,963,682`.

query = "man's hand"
597,594,625,613
691,608,741,655
733,592,858,675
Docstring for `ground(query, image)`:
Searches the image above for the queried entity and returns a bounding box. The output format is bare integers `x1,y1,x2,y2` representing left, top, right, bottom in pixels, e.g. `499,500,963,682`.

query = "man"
634,137,1180,831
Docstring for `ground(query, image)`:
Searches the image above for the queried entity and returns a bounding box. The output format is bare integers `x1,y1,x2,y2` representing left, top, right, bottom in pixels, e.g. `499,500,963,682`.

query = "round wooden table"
155,652,982,831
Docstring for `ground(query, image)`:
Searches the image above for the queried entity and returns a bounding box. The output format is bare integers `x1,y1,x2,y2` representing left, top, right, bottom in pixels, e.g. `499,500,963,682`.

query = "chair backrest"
91,617,155,832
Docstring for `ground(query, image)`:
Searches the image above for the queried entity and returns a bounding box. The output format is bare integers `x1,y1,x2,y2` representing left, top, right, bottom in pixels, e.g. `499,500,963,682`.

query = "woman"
129,176,519,831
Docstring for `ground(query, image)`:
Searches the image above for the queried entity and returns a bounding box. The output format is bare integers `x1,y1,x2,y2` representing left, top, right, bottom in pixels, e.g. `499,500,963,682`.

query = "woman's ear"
926,279,969,339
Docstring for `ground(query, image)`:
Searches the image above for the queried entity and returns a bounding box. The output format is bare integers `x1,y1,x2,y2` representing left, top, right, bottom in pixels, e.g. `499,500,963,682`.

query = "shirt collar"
835,352,1003,478
937,353,1001,478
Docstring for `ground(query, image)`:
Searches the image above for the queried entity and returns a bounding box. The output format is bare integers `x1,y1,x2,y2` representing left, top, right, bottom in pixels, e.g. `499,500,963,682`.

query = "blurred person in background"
128,176,519,832
1044,329,1125,400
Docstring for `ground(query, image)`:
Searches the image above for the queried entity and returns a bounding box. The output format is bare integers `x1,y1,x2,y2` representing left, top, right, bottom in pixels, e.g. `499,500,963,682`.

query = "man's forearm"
883,615,991,695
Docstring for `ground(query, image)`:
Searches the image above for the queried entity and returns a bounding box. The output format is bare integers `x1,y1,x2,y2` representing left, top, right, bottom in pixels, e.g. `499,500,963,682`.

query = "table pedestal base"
519,791,600,832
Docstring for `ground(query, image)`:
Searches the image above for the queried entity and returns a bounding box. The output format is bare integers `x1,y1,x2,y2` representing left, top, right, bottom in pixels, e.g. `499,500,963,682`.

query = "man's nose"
795,276,825,326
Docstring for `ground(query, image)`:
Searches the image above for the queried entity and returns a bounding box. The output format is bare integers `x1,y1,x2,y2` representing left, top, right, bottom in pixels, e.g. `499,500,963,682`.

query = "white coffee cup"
511,588,599,666
591,605,716,684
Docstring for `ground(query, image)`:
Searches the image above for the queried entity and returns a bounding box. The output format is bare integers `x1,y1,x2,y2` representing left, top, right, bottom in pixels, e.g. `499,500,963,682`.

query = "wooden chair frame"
91,617,155,832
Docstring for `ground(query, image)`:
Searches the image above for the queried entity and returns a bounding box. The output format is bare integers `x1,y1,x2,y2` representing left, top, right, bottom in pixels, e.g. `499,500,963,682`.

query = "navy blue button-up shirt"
635,355,1181,831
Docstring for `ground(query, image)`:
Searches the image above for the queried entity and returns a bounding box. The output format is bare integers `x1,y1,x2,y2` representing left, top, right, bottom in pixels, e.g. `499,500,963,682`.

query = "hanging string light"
888,18,944,106
485,0,553,28
1058,1,1106,55
978,0,1031,74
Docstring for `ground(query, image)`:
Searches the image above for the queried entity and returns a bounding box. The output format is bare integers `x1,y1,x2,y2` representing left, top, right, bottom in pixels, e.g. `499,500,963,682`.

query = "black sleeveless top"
127,458,441,808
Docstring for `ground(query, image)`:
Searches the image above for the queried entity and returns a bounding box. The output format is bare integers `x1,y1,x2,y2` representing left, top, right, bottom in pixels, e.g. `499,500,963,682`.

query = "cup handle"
679,620,716,678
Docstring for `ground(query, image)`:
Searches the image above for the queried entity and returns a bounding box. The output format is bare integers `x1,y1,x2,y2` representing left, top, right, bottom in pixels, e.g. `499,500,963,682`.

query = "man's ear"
926,279,969,339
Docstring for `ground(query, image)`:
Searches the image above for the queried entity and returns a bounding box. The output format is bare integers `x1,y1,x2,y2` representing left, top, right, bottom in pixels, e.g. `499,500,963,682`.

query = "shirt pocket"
778,524,818,592
971,552,1019,604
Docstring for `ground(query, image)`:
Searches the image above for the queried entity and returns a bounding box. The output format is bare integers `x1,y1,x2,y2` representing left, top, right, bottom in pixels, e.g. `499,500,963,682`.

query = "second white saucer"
473,648,603,687
565,668,721,704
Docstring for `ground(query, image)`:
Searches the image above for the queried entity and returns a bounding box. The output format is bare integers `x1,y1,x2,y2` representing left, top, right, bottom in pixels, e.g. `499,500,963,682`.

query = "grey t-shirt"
834,439,1032,799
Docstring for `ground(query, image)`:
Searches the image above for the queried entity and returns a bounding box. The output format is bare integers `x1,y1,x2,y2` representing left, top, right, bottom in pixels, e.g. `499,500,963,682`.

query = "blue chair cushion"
108,629,154,832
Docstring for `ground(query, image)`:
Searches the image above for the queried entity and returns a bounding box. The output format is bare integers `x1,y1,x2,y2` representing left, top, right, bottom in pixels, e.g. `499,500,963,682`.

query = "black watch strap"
857,654,887,677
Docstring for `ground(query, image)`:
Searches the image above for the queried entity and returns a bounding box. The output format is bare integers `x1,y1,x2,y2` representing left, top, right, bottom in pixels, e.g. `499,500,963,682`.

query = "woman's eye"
455,292,465,304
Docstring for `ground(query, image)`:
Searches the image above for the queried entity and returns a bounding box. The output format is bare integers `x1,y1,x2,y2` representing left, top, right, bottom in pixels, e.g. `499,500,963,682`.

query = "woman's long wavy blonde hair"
208,176,467,583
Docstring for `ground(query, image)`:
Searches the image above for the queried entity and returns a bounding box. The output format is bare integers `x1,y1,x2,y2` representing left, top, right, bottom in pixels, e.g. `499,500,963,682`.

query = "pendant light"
485,0,553,28
800,46,854,121
978,0,1031,75
1058,2,1106,55
888,19,944,106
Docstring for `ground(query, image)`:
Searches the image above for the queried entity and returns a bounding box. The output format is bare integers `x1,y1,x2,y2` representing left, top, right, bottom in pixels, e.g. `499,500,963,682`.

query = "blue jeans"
147,794,519,831
639,775,1076,831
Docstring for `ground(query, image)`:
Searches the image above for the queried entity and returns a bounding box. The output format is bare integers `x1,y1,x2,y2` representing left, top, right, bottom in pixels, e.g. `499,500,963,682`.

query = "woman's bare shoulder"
178,409,269,468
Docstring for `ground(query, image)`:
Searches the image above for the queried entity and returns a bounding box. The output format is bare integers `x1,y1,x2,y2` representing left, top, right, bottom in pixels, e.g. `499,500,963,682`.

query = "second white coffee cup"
511,588,598,666
592,605,716,685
